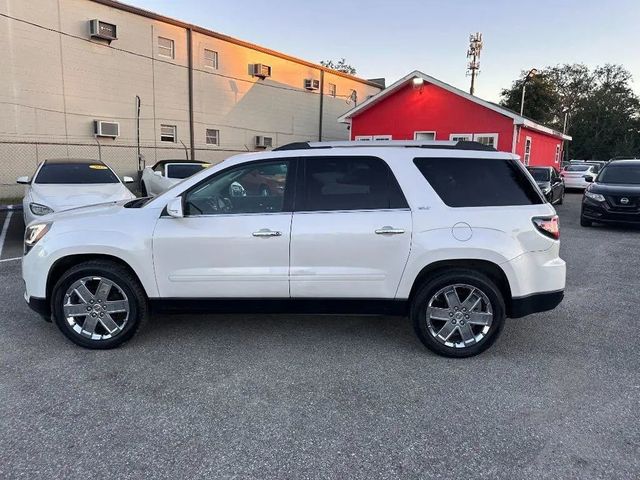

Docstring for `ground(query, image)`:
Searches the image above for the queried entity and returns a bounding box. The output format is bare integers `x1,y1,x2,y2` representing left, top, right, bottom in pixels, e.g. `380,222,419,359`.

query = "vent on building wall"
94,120,120,138
250,64,272,79
255,136,273,149
304,79,320,90
89,19,117,42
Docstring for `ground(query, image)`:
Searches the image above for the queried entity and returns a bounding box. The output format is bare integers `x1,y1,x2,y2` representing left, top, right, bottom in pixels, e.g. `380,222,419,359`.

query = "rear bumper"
509,289,564,318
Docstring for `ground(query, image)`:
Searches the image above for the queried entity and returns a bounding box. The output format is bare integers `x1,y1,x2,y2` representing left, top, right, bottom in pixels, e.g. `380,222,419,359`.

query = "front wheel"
411,270,506,358
51,261,148,349
557,189,564,205
580,215,592,227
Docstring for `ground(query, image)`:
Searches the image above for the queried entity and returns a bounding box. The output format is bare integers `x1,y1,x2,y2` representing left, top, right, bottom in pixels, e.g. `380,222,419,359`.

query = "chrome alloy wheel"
62,276,130,340
426,284,493,348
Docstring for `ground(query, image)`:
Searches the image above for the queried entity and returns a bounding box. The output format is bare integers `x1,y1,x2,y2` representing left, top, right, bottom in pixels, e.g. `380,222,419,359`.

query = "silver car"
561,164,599,190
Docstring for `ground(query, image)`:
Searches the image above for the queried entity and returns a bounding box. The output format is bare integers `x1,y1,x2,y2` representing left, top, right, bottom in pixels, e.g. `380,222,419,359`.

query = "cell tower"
467,32,483,95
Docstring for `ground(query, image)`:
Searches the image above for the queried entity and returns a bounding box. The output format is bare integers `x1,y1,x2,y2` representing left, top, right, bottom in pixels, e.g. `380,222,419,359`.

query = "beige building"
0,0,382,198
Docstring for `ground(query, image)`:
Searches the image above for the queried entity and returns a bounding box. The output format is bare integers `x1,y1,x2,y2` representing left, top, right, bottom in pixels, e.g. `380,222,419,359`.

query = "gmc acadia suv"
22,141,566,357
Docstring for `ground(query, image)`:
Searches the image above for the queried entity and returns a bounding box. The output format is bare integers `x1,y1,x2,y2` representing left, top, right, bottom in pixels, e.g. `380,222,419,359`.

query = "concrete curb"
0,205,22,211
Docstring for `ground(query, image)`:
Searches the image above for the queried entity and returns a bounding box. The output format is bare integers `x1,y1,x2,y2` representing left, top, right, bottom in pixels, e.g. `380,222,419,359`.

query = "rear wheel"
51,261,148,349
411,270,506,357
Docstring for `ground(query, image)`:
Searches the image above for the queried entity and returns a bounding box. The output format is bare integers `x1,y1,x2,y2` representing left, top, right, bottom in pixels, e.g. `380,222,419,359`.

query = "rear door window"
299,156,408,211
166,163,208,179
413,157,543,207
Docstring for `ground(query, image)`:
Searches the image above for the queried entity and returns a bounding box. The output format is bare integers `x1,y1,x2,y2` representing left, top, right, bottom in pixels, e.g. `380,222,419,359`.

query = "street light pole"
519,68,538,117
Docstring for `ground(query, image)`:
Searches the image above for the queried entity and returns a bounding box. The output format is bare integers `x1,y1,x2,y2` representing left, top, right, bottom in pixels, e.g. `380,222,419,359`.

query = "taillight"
533,215,560,240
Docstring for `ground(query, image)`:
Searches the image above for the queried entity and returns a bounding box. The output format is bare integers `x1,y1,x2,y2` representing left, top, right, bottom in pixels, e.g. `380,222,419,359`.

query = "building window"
204,49,218,69
524,137,532,165
450,134,473,142
158,37,174,59
373,135,392,141
555,144,561,164
206,129,220,145
160,124,177,142
414,131,436,141
328,83,336,97
354,136,373,141
473,133,498,148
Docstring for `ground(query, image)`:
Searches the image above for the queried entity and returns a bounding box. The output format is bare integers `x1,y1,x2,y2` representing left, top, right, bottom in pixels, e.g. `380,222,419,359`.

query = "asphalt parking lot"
1,193,638,480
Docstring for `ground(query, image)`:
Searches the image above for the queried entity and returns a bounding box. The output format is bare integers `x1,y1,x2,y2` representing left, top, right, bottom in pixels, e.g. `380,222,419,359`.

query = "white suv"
22,141,566,357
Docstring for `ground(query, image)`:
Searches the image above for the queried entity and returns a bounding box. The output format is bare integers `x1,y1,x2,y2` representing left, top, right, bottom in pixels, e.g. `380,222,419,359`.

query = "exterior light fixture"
412,77,425,93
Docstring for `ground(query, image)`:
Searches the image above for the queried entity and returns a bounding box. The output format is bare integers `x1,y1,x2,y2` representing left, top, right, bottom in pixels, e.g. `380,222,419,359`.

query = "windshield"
597,164,640,184
565,165,590,172
166,163,208,179
35,163,119,184
528,168,550,182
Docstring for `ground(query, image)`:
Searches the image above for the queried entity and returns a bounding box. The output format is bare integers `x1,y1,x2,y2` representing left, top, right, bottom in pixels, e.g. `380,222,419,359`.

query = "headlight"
584,191,605,202
24,223,51,254
30,203,53,216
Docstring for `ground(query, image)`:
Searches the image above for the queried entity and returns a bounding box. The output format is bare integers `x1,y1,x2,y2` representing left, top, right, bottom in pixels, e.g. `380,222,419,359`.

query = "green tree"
320,58,357,75
500,71,560,124
500,64,640,160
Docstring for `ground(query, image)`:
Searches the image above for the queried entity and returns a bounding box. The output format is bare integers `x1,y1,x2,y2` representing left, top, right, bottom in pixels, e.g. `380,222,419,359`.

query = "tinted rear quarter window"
301,156,407,211
166,164,206,179
414,157,543,207
35,163,119,184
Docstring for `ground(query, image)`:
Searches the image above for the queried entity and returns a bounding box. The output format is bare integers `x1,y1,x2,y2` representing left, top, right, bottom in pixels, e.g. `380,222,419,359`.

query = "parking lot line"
0,256,21,263
0,210,13,258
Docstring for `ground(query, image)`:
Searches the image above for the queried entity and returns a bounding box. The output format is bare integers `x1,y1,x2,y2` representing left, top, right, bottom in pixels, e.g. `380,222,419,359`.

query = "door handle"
375,226,405,235
252,229,282,237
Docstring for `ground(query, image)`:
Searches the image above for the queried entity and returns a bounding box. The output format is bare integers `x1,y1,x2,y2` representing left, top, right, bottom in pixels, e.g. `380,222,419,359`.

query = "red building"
339,71,571,168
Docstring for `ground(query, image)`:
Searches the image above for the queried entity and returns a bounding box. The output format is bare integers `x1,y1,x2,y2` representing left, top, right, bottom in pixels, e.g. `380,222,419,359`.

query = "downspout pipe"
318,69,325,141
187,28,195,160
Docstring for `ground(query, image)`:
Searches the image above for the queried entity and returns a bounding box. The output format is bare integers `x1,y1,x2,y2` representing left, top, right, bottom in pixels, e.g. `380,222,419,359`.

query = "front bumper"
24,291,51,319
582,198,640,224
509,289,564,318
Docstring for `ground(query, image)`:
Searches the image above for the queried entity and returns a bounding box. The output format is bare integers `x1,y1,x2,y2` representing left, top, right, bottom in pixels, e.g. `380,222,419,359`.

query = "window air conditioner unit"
89,19,117,42
304,78,320,90
251,64,272,79
255,136,273,149
94,120,120,138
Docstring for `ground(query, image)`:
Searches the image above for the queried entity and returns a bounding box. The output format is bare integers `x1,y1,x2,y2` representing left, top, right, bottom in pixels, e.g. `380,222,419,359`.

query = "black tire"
557,189,564,205
140,181,148,197
580,215,592,227
411,269,506,358
51,260,148,349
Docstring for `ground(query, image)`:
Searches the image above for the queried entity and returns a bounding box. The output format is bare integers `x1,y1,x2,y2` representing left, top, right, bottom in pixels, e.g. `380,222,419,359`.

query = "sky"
132,0,640,102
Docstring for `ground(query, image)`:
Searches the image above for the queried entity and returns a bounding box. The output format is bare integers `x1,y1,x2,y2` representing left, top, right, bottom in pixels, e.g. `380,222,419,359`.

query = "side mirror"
122,176,134,184
16,176,30,185
166,197,184,218
584,176,594,183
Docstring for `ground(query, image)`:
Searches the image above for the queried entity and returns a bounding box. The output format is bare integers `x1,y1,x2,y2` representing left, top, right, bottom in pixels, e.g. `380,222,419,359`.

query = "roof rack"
273,140,496,152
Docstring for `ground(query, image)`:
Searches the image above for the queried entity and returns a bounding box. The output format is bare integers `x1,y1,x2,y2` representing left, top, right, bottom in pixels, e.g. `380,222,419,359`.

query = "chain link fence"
0,141,237,202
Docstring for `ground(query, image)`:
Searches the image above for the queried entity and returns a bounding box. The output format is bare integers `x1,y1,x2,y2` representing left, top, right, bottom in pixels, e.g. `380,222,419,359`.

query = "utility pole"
467,32,483,95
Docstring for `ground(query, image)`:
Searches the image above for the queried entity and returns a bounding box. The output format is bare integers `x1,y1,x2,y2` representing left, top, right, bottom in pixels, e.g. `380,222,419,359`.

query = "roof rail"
273,140,496,152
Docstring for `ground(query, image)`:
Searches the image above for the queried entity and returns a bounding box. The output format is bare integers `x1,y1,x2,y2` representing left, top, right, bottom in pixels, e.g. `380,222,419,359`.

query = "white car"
140,160,210,196
22,140,566,357
560,164,599,190
17,158,136,225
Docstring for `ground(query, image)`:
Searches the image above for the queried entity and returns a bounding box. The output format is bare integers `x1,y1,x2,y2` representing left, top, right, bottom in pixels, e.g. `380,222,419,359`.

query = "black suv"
581,159,640,227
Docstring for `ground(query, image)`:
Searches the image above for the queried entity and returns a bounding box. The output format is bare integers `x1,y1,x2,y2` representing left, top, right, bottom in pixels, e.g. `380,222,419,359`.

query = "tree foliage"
500,64,640,160
320,58,357,75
